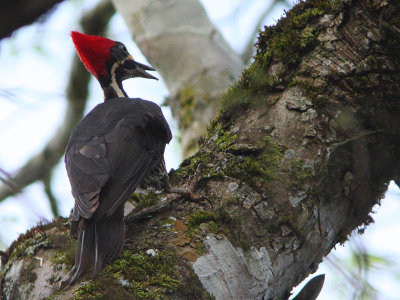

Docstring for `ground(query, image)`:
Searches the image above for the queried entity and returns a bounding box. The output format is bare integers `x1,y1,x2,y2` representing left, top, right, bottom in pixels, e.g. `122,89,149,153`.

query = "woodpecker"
66,31,171,283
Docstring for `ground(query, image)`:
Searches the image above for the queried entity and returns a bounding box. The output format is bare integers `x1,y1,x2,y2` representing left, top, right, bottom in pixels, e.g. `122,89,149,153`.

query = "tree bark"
1,0,400,299
111,0,243,157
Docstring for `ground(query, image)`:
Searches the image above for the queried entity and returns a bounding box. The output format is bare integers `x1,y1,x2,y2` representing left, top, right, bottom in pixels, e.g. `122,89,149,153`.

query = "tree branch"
42,174,59,218
0,0,116,203
0,0,64,40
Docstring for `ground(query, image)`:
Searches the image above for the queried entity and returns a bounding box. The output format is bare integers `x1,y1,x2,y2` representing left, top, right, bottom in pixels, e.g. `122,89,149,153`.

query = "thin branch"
329,130,382,150
0,0,116,203
0,167,18,192
127,199,175,223
42,174,59,217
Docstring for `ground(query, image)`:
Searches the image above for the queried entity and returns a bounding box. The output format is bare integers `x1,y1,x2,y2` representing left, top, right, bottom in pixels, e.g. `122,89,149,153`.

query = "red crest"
71,31,116,78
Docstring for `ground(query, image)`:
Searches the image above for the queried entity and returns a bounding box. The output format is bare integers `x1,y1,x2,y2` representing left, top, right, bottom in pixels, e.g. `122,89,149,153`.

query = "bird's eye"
120,44,127,52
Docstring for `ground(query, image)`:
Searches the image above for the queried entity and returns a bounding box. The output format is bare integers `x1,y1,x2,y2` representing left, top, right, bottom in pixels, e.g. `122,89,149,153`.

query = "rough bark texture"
111,0,243,157
1,0,400,299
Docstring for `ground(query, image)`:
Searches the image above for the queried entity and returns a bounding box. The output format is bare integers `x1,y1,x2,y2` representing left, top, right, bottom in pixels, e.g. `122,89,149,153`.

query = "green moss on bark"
131,191,162,212
213,124,238,152
73,247,180,300
226,137,282,190
2,217,69,270
50,235,77,268
74,276,134,300
170,151,214,182
219,0,342,118
176,85,196,130
289,158,314,190
107,248,180,299
187,208,251,251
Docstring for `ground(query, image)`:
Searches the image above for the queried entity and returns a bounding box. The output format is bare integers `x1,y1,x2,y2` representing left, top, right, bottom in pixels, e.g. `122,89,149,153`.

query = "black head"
107,42,157,82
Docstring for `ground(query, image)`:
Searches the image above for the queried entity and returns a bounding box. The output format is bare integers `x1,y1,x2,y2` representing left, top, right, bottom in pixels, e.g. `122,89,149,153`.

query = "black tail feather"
70,228,94,284
69,205,125,284
92,223,104,277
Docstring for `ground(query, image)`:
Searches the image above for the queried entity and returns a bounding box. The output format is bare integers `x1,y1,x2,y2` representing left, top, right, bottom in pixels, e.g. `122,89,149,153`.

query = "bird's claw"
168,187,212,207
185,191,212,207
167,163,212,207
192,194,213,207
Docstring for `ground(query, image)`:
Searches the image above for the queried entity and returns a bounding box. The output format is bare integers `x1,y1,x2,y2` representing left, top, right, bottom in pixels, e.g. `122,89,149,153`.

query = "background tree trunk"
111,0,243,157
1,0,400,299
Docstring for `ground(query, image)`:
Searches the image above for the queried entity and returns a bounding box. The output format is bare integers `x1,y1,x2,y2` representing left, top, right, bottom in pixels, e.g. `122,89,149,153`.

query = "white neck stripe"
110,60,127,98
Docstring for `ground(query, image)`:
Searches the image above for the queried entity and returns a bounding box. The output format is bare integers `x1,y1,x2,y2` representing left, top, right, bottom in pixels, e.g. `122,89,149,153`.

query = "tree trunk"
1,0,400,299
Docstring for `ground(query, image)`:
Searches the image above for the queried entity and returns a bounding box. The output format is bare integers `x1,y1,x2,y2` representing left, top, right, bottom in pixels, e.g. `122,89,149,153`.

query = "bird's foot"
127,164,211,224
168,187,212,206
167,163,212,207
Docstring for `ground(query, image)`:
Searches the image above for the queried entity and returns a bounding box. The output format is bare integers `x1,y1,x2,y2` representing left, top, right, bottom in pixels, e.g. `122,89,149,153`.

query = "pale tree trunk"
111,0,243,157
1,0,400,299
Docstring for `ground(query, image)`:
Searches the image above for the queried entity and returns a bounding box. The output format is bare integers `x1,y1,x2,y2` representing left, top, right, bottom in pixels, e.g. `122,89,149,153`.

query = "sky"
0,0,399,299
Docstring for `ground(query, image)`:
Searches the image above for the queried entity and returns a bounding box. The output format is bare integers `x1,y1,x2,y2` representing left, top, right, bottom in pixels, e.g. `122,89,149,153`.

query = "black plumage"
67,31,171,283
66,98,171,282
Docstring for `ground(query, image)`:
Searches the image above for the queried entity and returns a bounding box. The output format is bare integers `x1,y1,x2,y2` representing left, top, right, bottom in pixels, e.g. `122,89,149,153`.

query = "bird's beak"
123,56,158,80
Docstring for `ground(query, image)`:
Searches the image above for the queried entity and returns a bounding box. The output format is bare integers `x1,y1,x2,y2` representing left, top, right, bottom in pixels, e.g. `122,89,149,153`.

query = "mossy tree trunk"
1,0,400,299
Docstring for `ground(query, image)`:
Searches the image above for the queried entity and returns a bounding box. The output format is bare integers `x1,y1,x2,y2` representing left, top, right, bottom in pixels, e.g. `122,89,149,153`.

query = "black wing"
65,98,171,222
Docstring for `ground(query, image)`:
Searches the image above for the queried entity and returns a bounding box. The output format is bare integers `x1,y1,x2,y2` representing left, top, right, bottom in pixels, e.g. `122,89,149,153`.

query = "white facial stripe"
110,58,129,98
110,81,124,97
